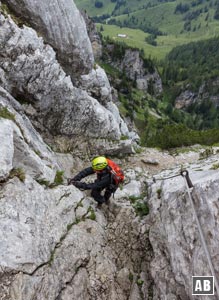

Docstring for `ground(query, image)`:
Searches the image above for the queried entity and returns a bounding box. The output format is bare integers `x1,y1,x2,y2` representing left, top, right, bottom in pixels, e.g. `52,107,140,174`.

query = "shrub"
156,188,162,199
95,1,103,8
0,107,15,121
199,147,214,159
210,163,219,170
54,170,64,186
36,170,64,188
145,123,219,150
88,207,96,221
129,272,134,282
9,168,25,182
133,201,149,217
145,34,157,46
120,135,129,140
36,178,50,187
136,278,144,286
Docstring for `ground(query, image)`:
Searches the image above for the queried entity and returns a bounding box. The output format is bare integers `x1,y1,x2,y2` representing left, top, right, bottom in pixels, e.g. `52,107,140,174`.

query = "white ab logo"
195,280,211,291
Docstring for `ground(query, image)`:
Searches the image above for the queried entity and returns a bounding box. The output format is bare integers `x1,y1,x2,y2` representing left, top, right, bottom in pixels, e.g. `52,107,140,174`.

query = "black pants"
91,185,117,204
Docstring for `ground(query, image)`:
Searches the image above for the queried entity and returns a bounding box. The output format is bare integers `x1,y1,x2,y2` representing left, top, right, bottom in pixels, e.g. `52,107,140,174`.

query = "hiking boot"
96,198,105,207
104,198,110,205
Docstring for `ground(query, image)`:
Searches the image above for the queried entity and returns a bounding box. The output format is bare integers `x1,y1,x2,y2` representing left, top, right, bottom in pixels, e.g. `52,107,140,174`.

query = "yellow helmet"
92,156,108,171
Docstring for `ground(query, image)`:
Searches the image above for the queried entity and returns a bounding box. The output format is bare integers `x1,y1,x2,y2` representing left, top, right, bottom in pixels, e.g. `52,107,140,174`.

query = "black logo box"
192,276,214,295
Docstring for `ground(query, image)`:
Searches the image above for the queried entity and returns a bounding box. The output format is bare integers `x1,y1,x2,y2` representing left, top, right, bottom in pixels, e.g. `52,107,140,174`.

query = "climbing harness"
153,169,219,297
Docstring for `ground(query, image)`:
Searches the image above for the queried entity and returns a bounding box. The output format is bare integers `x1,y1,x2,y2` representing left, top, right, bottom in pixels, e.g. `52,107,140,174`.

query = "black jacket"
73,167,113,190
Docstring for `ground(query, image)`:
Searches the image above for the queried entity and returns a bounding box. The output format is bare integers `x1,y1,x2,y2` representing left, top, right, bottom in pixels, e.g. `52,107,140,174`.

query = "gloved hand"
67,178,76,185
73,181,87,190
67,176,81,185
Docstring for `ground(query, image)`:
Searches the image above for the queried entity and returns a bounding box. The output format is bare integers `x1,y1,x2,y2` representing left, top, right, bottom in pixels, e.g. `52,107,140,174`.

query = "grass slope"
76,0,219,60
75,0,116,16
98,23,219,60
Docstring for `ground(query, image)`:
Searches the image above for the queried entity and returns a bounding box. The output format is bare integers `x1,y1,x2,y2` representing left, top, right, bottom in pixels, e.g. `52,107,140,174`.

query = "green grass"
75,0,189,18
0,3,30,27
0,107,15,121
75,0,116,17
133,201,149,217
114,0,217,36
99,24,162,57
53,170,64,186
35,170,64,188
210,163,219,170
98,23,219,60
114,2,179,32
88,207,96,221
136,278,144,286
98,62,122,77
36,178,50,187
79,0,219,61
9,168,25,182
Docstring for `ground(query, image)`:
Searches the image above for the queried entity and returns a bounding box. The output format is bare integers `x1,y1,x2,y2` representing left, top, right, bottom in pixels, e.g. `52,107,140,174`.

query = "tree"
145,34,157,46
95,1,103,8
214,8,219,19
175,3,190,14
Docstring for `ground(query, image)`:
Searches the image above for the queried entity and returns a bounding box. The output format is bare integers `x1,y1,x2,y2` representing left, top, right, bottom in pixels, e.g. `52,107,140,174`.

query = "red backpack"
107,159,124,185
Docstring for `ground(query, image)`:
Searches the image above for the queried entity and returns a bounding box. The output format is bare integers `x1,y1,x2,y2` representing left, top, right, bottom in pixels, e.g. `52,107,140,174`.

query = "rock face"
0,149,152,299
148,156,219,299
0,69,148,299
120,49,162,96
0,14,129,140
175,90,196,109
0,87,58,182
2,0,94,80
0,0,138,144
0,62,145,299
1,101,219,300
0,182,151,300
81,10,102,60
175,78,219,109
105,46,163,96
1,0,219,298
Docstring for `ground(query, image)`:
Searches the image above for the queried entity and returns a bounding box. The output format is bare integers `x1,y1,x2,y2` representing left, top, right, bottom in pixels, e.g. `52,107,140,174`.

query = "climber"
68,156,124,205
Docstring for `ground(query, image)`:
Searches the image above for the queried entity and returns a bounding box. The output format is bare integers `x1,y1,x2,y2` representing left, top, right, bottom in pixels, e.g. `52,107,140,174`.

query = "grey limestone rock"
2,130,219,299
175,78,219,110
79,65,113,105
0,14,122,140
107,47,163,95
81,10,103,60
2,0,94,80
148,160,219,300
78,64,137,139
0,174,150,299
0,118,14,180
0,88,58,182
0,138,152,299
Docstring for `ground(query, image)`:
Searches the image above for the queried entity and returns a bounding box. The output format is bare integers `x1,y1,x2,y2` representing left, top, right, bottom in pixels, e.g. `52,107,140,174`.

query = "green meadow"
97,22,219,60
76,0,219,60
75,0,116,16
